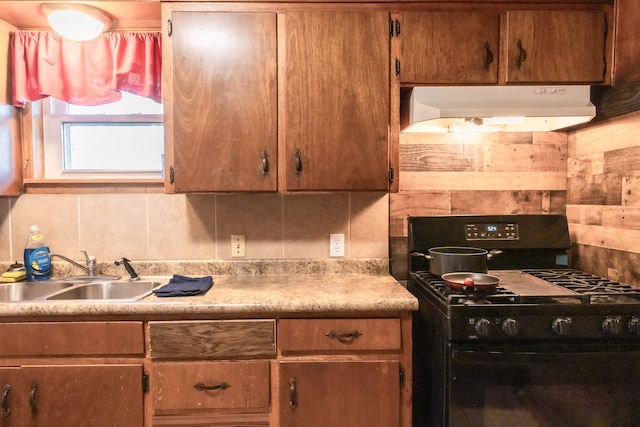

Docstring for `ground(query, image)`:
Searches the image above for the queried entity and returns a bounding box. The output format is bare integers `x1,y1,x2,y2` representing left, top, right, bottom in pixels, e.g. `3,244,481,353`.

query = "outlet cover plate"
231,234,245,258
330,233,345,257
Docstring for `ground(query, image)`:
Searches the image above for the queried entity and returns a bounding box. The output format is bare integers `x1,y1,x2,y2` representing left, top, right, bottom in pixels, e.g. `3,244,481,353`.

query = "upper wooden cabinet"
400,12,501,85
505,10,607,84
284,11,391,191
398,8,609,86
163,6,391,193
163,9,278,192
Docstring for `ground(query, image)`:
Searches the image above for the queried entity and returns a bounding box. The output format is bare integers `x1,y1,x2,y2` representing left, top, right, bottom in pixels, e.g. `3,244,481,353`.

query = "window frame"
41,96,165,181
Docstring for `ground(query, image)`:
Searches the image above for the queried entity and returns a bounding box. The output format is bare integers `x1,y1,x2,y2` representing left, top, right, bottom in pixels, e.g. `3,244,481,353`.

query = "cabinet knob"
289,377,297,409
193,381,230,391
294,149,302,175
483,41,494,71
325,330,362,343
516,39,527,70
262,150,269,176
1,383,10,418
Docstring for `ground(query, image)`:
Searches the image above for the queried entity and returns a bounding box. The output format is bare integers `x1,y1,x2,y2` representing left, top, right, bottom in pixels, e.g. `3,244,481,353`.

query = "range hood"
401,85,596,133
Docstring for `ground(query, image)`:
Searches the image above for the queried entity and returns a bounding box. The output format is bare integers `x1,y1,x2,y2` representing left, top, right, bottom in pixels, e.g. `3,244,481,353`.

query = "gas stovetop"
412,269,640,306
409,269,640,341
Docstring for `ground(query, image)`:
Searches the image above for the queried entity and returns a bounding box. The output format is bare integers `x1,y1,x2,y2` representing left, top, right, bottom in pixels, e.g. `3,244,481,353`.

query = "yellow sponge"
1,271,27,282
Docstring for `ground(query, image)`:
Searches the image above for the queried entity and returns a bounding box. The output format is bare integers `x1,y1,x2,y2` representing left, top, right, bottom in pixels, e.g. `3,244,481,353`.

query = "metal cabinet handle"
29,382,37,415
516,39,527,69
262,150,269,176
289,377,297,409
1,383,10,418
483,41,494,71
194,381,230,391
294,149,302,175
325,330,362,343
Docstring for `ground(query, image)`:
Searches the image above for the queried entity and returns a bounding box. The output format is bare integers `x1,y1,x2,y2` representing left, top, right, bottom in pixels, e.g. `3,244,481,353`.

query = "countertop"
0,273,418,318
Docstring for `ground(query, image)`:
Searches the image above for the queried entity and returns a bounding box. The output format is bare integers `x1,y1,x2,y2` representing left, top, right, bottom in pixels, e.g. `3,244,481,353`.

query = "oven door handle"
452,346,640,365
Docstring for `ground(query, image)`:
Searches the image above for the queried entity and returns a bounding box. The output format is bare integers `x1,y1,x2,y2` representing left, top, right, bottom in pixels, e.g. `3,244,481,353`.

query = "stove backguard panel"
408,214,571,273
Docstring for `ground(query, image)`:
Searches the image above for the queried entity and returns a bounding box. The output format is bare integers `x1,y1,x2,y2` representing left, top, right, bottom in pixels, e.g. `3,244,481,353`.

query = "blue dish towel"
153,274,213,297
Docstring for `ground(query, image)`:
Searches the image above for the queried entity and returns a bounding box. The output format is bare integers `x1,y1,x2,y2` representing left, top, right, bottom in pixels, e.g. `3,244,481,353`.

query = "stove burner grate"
522,269,635,293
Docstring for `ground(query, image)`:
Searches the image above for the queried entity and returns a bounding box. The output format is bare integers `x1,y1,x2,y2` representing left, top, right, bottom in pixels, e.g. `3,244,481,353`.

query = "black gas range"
407,214,640,427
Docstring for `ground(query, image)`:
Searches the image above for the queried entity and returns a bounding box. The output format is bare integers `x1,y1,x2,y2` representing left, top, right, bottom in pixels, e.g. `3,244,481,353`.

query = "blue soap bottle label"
24,246,52,281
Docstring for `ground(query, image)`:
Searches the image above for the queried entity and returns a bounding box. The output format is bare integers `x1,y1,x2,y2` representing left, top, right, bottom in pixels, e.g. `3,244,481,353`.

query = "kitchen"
1,0,640,426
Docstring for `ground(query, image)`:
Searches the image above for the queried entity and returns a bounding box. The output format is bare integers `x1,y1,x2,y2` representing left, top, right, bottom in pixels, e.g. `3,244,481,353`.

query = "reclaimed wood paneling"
400,171,566,191
566,173,622,205
391,130,568,280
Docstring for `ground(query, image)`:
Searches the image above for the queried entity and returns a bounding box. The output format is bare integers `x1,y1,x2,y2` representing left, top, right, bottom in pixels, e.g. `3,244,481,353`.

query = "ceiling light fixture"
41,3,113,41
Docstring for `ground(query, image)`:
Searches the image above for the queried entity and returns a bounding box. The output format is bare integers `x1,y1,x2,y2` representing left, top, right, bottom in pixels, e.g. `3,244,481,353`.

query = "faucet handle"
81,250,97,276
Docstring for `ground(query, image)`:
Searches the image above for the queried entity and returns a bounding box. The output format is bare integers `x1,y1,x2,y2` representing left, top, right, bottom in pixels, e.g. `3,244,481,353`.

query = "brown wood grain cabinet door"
21,364,143,427
400,12,500,85
168,11,277,192
505,10,606,84
285,11,390,191
278,360,400,427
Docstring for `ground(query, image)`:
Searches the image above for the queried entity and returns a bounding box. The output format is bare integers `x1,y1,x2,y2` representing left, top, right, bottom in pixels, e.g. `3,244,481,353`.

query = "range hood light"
402,86,596,133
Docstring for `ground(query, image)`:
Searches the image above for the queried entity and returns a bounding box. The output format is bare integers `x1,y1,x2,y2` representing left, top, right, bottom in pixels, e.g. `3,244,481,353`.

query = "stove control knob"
501,318,520,337
475,318,491,338
602,316,622,336
551,317,571,336
627,317,640,336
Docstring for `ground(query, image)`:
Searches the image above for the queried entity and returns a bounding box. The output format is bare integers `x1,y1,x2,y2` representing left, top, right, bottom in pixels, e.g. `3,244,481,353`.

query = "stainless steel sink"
0,281,75,302
45,281,162,301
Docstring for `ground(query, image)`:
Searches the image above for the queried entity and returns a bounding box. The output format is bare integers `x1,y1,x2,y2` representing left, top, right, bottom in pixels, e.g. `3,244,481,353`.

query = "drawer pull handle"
289,377,297,409
325,330,362,343
29,382,37,415
194,381,230,391
1,383,10,417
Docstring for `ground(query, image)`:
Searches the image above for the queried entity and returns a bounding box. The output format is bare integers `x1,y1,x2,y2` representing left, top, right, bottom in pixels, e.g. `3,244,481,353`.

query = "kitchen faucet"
50,250,97,276
115,258,140,281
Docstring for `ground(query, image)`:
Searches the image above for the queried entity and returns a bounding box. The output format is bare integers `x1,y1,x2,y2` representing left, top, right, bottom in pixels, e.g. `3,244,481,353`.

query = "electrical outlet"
330,233,345,257
231,234,245,258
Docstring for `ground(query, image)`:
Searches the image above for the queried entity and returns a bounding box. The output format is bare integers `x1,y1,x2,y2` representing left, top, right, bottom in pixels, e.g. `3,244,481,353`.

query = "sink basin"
45,281,162,301
0,281,75,302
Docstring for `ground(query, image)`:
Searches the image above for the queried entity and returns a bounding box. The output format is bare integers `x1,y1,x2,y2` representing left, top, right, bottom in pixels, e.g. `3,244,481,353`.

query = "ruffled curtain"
11,31,162,107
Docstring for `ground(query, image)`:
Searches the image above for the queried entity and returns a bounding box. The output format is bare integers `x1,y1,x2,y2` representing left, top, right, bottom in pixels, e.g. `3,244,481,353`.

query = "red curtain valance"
11,31,162,107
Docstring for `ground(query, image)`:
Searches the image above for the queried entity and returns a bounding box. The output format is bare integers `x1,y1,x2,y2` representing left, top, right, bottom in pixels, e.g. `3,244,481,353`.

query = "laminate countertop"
0,274,418,318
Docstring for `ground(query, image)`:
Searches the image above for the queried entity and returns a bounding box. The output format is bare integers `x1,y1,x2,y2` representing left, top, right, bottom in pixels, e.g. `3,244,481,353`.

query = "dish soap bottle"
24,225,52,281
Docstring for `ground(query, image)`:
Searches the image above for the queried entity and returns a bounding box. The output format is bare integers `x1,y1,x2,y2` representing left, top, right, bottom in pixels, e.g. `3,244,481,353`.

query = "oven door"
448,342,640,427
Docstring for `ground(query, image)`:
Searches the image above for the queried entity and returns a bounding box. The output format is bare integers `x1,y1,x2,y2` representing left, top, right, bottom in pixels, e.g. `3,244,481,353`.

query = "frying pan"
441,272,501,293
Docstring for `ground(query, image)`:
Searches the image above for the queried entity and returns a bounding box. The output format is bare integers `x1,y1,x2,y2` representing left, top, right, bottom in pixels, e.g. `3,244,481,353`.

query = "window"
42,92,164,179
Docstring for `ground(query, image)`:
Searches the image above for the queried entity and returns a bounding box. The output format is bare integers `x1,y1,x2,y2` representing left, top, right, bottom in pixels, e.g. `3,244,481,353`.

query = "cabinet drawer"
152,361,270,413
149,320,275,359
278,318,401,353
0,322,144,356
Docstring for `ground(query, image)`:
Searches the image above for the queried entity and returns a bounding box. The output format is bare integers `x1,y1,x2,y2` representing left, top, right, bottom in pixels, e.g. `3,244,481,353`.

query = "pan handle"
410,252,432,260
487,249,503,260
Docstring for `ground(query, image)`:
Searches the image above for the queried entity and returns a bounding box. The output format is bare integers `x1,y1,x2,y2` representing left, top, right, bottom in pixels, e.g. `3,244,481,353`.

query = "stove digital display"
465,222,519,240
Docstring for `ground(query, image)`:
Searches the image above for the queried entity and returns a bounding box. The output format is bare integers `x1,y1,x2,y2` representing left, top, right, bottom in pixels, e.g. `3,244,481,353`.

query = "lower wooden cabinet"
278,360,400,427
1,364,144,427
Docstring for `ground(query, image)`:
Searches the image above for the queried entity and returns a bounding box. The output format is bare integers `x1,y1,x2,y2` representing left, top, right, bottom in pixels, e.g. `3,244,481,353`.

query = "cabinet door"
285,11,390,191
166,11,277,192
0,368,23,427
400,12,500,84
505,10,606,83
279,360,400,427
22,364,143,427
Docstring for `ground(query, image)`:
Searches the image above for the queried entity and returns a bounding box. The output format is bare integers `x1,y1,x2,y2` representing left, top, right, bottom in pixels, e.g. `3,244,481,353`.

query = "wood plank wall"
390,131,568,280
567,110,640,286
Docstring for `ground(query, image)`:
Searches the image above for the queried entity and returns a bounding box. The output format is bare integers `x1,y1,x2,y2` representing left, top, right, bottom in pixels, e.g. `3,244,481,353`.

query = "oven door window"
449,346,640,427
